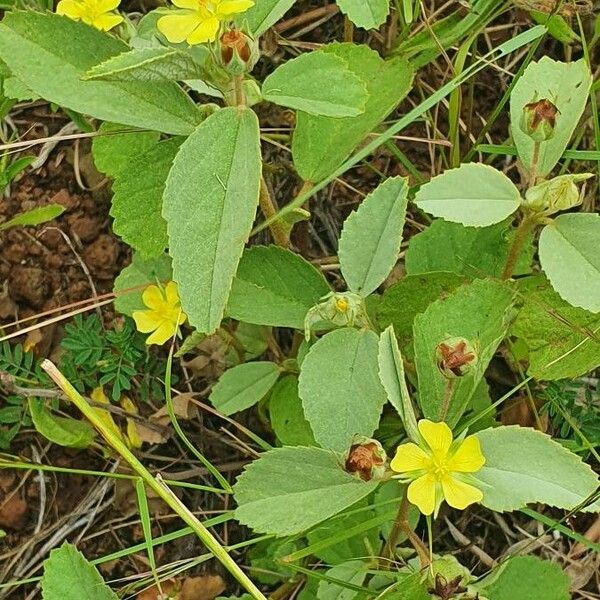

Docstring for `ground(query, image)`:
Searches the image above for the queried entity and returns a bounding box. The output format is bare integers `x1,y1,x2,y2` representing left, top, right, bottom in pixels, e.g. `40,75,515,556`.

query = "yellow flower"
132,281,187,346
390,419,485,516
157,0,254,46
56,0,124,31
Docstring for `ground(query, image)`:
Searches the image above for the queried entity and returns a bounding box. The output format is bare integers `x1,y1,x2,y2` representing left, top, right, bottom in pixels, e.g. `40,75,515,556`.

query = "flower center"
430,456,449,480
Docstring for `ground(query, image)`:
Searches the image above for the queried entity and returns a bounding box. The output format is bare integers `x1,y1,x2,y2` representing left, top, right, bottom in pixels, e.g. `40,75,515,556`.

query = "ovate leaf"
163,107,262,333
210,361,280,415
111,137,182,258
338,177,408,296
227,245,330,329
239,0,296,36
539,213,600,312
0,204,64,231
475,426,599,512
299,328,387,452
413,163,521,227
262,51,368,117
317,561,368,600
269,376,316,446
29,399,94,449
0,12,200,135
293,44,413,182
336,0,389,30
510,57,592,177
234,446,379,536
41,542,118,600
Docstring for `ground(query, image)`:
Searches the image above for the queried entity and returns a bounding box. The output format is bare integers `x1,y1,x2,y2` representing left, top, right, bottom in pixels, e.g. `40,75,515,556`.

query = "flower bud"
218,27,259,74
344,437,386,482
520,98,558,143
436,337,477,378
524,173,593,215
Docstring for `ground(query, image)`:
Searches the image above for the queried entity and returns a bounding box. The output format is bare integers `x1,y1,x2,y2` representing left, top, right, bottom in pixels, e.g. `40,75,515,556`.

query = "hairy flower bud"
524,173,593,215
436,337,477,378
344,437,386,482
218,27,259,74
520,98,559,143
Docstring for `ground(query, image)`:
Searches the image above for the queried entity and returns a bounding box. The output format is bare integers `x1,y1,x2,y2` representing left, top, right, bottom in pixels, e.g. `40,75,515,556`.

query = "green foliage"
234,446,379,536
0,153,34,189
0,203,64,231
317,560,368,600
262,50,368,117
336,0,390,30
238,0,295,36
0,394,31,449
338,177,408,296
163,106,261,333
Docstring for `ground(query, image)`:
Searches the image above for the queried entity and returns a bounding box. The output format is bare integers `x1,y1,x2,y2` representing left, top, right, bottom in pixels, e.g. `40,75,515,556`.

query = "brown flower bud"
520,98,559,143
437,337,477,378
345,438,386,482
220,28,251,65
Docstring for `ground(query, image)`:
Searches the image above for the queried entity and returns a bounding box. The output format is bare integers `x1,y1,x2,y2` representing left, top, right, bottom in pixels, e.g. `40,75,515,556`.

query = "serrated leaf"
210,361,280,415
85,47,204,81
299,328,387,452
111,137,181,258
510,57,592,177
234,446,379,536
227,245,330,329
41,542,118,600
293,44,413,182
413,279,514,426
512,275,600,380
238,0,295,36
29,399,94,449
163,107,262,333
269,375,316,446
413,163,521,227
339,177,408,296
539,213,600,313
113,253,172,316
0,12,200,135
0,203,64,231
262,51,368,117
317,561,368,600
475,426,599,512
335,0,389,30
92,122,160,178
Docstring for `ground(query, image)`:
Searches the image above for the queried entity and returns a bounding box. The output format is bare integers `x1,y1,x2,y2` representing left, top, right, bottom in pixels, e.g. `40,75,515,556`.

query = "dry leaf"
180,575,226,600
136,579,178,600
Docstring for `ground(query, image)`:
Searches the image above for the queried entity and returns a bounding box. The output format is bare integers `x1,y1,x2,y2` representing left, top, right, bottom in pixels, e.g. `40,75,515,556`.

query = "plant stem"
501,215,536,280
233,73,246,107
439,378,455,422
41,360,268,600
259,177,289,247
529,140,541,188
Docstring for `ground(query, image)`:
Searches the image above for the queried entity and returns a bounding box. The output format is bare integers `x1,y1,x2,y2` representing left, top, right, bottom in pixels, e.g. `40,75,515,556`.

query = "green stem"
233,73,246,107
439,378,455,422
41,360,267,600
528,140,541,188
501,216,536,280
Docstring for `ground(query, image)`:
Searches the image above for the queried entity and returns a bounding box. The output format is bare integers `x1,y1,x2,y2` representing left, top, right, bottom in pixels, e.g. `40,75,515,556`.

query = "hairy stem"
501,215,536,280
259,177,289,247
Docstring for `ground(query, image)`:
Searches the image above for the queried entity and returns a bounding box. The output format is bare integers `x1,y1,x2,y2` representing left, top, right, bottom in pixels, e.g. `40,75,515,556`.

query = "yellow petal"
146,320,176,345
120,396,138,414
441,475,483,510
126,418,143,449
142,284,165,311
56,0,84,18
418,419,453,459
133,310,160,333
447,435,485,473
186,16,220,44
172,0,199,9
157,13,202,44
407,473,437,515
216,0,254,16
96,0,120,12
177,310,188,325
90,387,123,440
91,386,110,404
164,281,180,307
92,12,123,30
390,442,431,474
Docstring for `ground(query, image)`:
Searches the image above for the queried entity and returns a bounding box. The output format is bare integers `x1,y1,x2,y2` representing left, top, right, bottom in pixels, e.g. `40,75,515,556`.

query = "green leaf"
376,272,466,350
293,43,413,182
269,375,316,446
234,446,379,536
335,0,389,30
512,275,600,380
262,50,368,117
238,0,295,36
111,137,181,259
510,57,592,177
413,279,514,426
41,542,118,600
227,245,330,329
0,12,200,135
539,213,600,312
299,328,387,452
317,561,368,600
113,253,172,316
481,556,569,600
339,177,408,296
163,107,262,333
92,122,160,178
210,361,280,415
29,399,95,449
475,425,599,512
0,203,64,231
413,163,521,227
85,47,204,82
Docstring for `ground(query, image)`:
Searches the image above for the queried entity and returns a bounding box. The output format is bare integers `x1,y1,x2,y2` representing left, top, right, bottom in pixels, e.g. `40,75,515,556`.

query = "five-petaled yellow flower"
390,419,485,516
133,281,187,346
56,0,124,31
157,0,254,46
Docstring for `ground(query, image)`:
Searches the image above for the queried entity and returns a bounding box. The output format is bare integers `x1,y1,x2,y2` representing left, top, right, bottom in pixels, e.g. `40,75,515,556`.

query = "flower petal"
142,284,165,311
56,0,84,18
447,435,485,473
146,320,176,345
186,16,220,44
390,442,431,474
407,473,437,515
93,12,123,30
172,0,200,9
133,310,160,333
441,474,483,510
96,0,121,12
157,13,202,44
418,419,453,459
164,281,180,306
216,0,254,16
